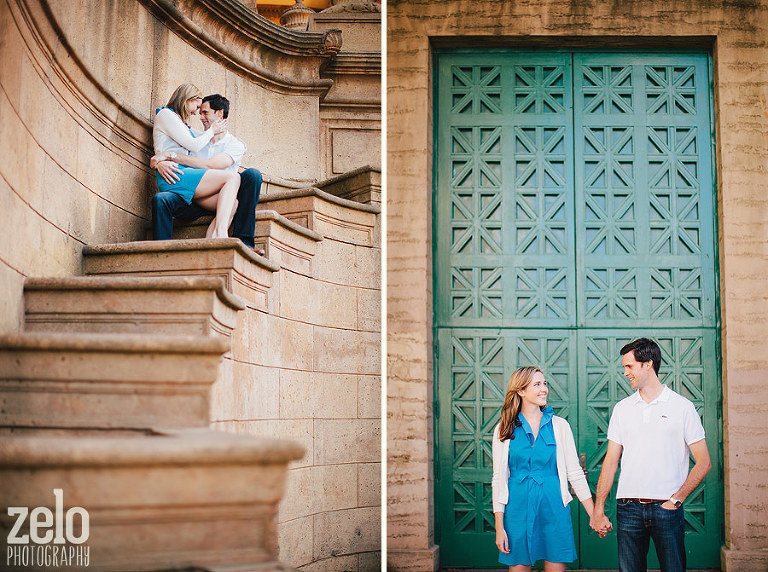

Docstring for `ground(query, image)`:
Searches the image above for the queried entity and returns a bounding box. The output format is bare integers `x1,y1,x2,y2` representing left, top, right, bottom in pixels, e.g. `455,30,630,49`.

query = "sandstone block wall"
0,0,345,334
386,0,768,569
211,193,382,569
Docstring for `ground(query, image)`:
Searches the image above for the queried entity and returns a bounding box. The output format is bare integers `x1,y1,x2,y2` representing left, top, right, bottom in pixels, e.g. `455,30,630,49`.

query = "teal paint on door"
433,51,721,569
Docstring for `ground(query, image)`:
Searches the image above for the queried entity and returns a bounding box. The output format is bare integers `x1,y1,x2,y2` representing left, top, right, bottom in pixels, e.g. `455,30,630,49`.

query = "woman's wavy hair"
166,83,203,124
498,366,544,442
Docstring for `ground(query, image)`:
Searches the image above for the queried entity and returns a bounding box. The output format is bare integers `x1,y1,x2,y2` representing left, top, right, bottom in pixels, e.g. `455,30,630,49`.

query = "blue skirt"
156,166,206,205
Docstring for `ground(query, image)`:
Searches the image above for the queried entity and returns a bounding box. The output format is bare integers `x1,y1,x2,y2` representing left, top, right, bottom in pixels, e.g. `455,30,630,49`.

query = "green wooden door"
433,50,721,569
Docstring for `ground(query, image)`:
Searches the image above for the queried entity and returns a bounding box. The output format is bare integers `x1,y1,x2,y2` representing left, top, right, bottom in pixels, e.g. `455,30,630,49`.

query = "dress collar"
518,406,554,443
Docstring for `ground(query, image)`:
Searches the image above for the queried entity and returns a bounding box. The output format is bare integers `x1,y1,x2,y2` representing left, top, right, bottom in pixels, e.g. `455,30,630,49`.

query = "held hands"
589,511,613,539
495,528,510,554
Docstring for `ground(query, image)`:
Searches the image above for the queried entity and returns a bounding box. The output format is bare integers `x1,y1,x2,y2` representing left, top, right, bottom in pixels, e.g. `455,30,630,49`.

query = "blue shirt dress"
499,406,577,566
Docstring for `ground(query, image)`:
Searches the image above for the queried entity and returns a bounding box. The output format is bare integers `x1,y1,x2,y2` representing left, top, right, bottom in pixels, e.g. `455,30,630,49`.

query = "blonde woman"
152,83,241,239
492,366,606,571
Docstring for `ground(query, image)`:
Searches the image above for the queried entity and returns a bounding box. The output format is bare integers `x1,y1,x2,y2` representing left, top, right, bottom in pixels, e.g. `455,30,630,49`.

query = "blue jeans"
616,499,685,572
151,168,262,248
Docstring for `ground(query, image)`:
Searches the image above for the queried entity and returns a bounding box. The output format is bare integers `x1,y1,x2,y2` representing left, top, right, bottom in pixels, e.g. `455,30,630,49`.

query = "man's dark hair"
620,338,661,374
202,94,230,119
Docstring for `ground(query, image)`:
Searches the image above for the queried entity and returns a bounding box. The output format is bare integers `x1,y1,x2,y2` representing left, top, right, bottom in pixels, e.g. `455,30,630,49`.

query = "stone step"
0,428,303,571
258,187,380,247
82,238,279,311
169,211,323,276
0,333,228,431
254,211,322,276
315,165,381,207
24,276,245,339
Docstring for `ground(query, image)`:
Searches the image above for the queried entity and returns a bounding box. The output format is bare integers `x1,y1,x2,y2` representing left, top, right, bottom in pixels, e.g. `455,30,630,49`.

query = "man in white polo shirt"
589,337,711,571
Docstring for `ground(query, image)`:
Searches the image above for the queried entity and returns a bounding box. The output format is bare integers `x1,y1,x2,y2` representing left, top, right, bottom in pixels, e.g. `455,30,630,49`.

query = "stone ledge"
84,238,279,272
24,275,245,310
0,332,228,430
138,0,341,95
24,275,245,338
83,239,278,311
0,331,228,355
722,547,768,571
259,187,380,247
0,428,303,571
386,546,440,572
324,52,382,75
255,210,323,276
0,427,304,468
260,187,380,214
316,165,381,206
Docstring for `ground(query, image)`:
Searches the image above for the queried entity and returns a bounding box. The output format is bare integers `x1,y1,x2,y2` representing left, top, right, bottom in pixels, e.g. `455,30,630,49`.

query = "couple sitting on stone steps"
150,83,265,255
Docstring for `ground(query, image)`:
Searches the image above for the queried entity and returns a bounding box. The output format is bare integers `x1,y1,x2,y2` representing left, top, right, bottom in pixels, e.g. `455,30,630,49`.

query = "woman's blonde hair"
166,83,203,124
498,366,544,441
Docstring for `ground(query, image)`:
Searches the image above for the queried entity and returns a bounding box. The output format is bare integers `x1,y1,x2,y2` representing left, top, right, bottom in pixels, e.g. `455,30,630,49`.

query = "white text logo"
6,489,90,567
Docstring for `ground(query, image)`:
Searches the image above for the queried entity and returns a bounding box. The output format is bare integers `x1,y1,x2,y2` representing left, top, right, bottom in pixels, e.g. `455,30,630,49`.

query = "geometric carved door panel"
434,50,720,568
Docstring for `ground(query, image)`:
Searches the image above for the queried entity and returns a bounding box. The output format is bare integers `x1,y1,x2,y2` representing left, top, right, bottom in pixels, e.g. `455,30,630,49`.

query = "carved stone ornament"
280,0,315,30
324,1,381,13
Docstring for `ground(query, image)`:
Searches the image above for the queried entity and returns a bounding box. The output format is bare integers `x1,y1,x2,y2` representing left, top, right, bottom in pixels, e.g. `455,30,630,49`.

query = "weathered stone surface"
313,419,380,465
311,3,381,53
24,275,245,338
278,515,314,567
314,506,381,560
83,239,278,312
258,188,380,247
721,547,768,571
316,165,381,206
254,210,323,276
0,429,303,571
0,332,227,430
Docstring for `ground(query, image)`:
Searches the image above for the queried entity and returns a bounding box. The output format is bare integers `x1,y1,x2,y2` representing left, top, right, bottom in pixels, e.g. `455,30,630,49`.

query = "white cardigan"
153,107,215,155
492,416,591,513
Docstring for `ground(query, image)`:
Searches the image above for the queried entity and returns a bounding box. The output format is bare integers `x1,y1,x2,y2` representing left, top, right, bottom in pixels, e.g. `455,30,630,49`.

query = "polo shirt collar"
631,384,670,405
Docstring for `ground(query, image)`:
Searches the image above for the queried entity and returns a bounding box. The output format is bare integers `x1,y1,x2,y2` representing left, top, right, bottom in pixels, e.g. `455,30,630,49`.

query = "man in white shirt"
589,337,711,572
150,94,263,252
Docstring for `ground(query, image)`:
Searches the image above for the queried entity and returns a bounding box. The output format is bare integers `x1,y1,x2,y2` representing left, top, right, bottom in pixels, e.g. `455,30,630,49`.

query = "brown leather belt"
622,498,665,504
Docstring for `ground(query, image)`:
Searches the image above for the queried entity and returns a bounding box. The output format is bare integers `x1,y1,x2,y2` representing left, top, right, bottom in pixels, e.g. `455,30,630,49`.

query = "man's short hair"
202,94,230,119
620,337,661,374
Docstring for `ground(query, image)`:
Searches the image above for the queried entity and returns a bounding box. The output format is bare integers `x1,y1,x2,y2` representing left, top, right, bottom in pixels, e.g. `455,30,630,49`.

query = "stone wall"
211,190,382,569
0,0,341,334
385,0,768,570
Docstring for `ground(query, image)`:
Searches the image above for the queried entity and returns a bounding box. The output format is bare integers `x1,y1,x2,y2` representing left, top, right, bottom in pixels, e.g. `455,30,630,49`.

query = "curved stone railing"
138,0,342,94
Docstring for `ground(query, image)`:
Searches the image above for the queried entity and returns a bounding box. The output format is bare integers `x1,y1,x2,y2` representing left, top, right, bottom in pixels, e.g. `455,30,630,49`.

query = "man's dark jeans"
151,168,262,249
616,499,686,572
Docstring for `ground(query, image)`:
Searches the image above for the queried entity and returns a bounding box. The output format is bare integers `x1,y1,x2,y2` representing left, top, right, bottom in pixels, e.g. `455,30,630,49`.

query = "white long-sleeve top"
491,416,592,513
153,107,215,155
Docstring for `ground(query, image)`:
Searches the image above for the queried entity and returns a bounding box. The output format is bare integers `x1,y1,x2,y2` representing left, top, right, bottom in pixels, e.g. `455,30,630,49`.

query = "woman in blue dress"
152,83,242,240
492,366,607,571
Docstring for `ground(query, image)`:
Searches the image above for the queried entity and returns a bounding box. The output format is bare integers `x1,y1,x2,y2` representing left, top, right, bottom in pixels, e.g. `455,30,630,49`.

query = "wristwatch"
669,497,682,508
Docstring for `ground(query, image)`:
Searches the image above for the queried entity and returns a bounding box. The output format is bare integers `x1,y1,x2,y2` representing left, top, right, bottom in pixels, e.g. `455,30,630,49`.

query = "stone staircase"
0,173,381,570
0,251,300,570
